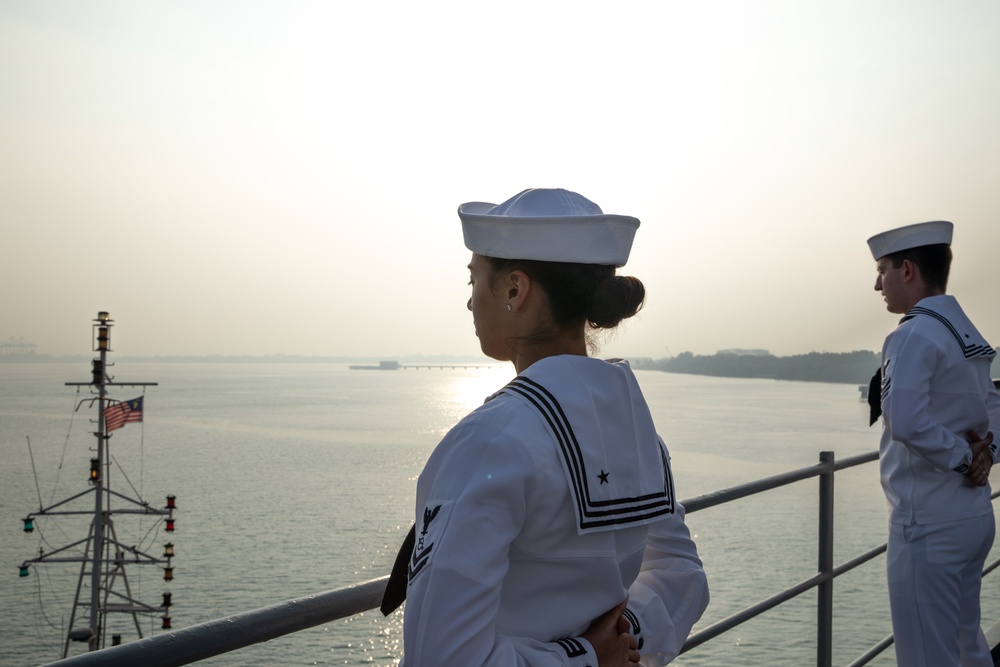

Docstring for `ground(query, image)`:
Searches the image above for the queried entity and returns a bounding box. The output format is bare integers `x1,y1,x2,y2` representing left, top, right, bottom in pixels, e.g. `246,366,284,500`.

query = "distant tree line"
634,350,880,384
632,349,1000,385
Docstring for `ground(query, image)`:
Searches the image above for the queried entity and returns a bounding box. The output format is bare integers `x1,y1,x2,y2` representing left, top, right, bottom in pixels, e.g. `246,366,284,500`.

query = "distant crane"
1,336,37,356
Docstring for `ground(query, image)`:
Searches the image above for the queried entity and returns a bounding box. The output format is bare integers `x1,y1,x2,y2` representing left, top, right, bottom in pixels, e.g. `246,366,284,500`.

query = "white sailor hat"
867,220,953,260
459,188,640,267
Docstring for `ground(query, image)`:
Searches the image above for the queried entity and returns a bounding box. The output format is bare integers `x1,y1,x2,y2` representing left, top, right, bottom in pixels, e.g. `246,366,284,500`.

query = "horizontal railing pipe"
37,449,999,667
683,541,891,654
833,450,879,471
682,450,877,515
845,634,895,667
682,463,825,513
831,543,887,577
684,571,827,650
41,577,390,667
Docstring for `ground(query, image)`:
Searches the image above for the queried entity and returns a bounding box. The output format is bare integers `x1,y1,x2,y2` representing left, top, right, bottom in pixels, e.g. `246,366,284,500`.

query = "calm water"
1,361,998,667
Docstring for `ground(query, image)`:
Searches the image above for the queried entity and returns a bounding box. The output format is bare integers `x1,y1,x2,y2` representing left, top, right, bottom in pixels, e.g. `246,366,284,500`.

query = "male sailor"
868,220,1000,666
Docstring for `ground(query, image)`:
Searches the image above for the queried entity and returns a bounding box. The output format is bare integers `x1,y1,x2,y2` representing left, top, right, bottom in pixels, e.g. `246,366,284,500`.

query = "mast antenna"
18,311,177,658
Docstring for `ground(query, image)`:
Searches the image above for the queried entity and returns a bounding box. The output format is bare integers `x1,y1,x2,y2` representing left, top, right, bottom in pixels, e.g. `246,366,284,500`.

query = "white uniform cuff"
556,637,596,667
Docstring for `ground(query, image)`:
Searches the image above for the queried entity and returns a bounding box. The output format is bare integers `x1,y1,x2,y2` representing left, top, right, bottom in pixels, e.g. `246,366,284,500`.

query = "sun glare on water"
449,365,516,413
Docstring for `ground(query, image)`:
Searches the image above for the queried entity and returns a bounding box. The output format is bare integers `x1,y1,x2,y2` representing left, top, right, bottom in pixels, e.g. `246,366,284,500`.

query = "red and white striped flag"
104,397,144,432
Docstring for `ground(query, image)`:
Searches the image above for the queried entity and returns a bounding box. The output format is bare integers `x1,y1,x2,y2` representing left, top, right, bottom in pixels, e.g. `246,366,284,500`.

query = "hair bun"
588,276,645,329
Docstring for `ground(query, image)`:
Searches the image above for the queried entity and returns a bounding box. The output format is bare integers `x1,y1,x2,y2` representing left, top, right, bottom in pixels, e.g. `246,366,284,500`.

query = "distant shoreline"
0,354,503,365
5,350,995,386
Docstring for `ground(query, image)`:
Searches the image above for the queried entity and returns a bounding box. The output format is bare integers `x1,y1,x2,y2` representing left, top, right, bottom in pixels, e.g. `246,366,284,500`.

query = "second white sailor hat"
867,220,953,260
459,188,640,267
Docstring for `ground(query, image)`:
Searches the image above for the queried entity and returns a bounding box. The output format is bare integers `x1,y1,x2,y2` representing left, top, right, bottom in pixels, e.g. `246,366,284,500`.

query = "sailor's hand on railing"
582,599,640,666
966,431,994,487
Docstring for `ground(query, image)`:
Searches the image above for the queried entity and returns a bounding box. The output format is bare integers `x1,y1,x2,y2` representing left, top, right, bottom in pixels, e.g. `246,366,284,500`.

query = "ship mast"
19,311,176,658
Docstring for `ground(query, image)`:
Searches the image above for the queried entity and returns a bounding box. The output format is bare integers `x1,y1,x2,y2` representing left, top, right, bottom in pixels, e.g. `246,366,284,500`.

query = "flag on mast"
104,397,144,432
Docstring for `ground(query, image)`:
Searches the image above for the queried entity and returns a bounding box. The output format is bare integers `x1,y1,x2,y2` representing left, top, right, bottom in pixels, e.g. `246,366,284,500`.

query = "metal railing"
41,449,1000,667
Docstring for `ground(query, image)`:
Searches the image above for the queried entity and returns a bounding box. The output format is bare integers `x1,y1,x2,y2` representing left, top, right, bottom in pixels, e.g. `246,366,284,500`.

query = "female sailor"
392,188,709,666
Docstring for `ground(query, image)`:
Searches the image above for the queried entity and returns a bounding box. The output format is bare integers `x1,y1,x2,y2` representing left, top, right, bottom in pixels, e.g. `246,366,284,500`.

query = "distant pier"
348,360,498,371
399,364,497,370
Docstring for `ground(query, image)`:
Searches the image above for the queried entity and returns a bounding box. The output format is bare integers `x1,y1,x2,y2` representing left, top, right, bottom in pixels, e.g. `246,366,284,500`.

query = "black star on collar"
597,470,610,484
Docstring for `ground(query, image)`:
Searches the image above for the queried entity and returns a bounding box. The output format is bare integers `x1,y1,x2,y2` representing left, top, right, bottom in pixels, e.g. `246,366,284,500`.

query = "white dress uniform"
879,294,1000,667
401,355,709,667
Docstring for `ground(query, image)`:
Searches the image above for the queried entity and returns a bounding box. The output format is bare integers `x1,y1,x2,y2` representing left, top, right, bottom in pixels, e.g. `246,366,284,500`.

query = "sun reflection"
449,366,515,413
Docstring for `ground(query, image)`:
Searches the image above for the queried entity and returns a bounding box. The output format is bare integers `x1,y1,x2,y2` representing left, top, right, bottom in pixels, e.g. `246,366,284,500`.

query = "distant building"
348,360,400,370
717,349,770,357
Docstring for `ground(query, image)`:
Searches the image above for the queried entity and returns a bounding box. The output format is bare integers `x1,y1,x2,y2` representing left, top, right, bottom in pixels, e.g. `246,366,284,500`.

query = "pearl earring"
507,304,513,312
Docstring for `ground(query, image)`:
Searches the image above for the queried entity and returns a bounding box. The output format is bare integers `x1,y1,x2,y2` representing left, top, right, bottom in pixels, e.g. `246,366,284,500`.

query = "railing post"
817,451,835,667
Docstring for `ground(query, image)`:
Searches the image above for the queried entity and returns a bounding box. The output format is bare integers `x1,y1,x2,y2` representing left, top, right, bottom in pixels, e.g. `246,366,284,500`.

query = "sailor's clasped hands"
583,600,641,666
967,431,995,487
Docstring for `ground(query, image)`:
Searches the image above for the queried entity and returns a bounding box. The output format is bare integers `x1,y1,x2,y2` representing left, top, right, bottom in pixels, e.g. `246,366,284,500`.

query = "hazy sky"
2,1,998,359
